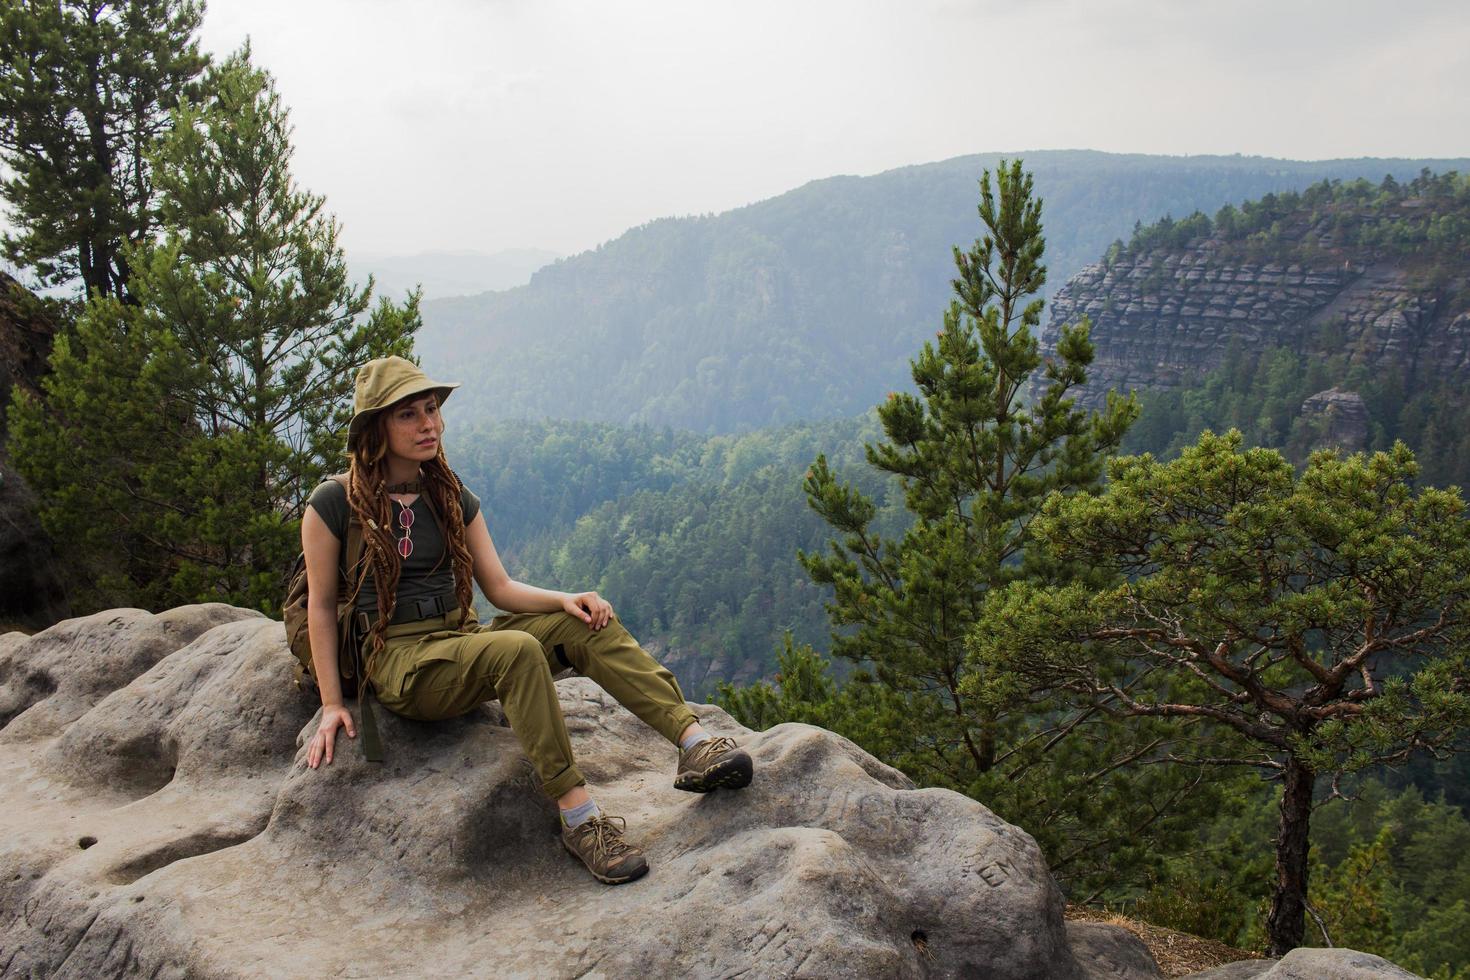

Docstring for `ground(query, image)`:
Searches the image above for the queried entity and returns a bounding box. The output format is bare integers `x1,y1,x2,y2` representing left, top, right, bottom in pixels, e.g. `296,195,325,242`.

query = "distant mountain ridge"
354,247,559,301
418,150,1470,434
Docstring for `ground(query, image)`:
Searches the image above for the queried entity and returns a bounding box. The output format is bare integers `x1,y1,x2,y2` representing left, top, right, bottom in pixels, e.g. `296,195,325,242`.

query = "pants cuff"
541,764,587,801
664,705,701,746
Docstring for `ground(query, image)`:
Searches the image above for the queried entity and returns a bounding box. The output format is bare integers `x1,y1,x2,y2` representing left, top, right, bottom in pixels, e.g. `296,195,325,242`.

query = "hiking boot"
675,735,753,793
561,814,648,885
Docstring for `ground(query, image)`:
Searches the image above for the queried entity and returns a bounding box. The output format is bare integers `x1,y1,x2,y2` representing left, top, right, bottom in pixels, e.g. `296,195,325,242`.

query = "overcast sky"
197,0,1470,259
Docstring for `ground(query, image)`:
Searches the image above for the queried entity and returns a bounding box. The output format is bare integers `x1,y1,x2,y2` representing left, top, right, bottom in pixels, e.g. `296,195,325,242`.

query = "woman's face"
382,393,444,465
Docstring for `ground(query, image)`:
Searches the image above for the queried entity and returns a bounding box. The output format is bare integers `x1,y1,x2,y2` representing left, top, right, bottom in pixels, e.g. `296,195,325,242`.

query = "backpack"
283,473,382,760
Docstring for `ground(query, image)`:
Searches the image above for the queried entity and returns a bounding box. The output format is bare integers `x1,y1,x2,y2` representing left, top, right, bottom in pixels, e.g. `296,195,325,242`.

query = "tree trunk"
1266,755,1315,955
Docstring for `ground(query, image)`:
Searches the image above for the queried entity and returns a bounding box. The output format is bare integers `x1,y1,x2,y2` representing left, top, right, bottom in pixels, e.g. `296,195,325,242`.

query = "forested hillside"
689,169,1470,972
445,413,899,693
418,151,1468,434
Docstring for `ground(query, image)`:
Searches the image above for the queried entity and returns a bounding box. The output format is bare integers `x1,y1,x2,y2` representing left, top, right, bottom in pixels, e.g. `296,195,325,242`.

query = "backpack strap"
327,473,383,763
328,474,369,597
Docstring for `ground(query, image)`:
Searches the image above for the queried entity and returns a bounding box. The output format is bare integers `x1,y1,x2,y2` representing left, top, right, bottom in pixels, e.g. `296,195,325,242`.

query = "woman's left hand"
565,591,613,630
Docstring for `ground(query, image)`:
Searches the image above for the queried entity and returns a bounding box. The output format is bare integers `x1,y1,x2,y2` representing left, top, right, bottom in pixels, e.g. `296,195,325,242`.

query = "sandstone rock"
0,604,259,739
1067,921,1163,979
1184,947,1424,978
1041,239,1470,410
0,605,1165,979
1183,962,1276,979
1300,387,1370,453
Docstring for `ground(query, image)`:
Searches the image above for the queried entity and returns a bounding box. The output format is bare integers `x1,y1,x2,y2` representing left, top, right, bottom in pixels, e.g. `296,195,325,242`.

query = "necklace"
386,479,424,494
393,498,415,559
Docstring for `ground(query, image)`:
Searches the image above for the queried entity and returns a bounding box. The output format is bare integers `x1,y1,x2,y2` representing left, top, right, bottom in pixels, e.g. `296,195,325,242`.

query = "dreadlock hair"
345,397,475,679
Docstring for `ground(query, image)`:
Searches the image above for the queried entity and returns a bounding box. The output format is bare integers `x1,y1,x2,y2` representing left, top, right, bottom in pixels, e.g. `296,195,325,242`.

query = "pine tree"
9,49,418,611
972,431,1470,953
0,0,208,300
797,158,1135,771
722,162,1238,894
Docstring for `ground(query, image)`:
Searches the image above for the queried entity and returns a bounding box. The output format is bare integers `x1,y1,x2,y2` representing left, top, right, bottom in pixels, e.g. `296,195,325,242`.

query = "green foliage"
0,0,208,299
1129,777,1470,976
723,163,1241,897
447,418,703,551
1127,169,1470,269
713,636,900,737
1311,827,1397,952
1123,210,1213,254
1397,900,1470,980
796,161,1136,775
971,430,1470,952
531,467,833,674
1127,792,1275,944
9,50,417,613
713,637,841,732
445,413,894,692
1124,340,1470,491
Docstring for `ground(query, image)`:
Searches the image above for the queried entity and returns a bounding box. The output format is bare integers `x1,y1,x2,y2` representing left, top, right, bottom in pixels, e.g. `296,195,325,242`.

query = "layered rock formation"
0,607,1419,978
1042,250,1470,411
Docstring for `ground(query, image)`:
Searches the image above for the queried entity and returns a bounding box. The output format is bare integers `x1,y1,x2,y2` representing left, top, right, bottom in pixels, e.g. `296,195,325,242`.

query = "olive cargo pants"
367,609,700,800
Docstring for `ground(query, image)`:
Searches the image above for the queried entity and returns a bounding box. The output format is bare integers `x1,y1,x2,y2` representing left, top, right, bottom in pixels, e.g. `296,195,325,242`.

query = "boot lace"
577,815,636,862
686,735,737,769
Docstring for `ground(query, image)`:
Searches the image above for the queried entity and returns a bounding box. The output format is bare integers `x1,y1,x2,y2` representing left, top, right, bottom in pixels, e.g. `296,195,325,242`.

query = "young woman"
300,356,753,884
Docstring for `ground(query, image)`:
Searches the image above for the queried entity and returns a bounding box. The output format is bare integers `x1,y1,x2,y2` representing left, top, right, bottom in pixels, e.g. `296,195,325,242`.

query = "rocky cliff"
0,607,1417,978
1041,179,1470,412
0,272,67,628
1046,254,1469,409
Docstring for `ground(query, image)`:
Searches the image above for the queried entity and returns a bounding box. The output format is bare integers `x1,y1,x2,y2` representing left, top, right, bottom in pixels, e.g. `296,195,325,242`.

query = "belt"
354,593,457,633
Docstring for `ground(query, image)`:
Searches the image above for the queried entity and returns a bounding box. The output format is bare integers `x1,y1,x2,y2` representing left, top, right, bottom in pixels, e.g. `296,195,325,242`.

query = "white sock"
560,798,600,829
679,730,712,752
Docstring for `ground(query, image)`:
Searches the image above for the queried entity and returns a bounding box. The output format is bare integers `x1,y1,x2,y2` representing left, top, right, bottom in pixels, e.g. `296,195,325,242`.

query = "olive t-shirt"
306,479,481,616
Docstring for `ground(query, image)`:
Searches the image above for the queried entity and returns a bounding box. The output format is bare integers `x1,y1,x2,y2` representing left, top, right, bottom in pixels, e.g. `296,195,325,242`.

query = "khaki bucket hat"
346,355,460,449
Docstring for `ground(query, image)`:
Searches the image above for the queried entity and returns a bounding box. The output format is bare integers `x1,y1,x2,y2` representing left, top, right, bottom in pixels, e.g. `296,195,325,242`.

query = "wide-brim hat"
346,355,460,450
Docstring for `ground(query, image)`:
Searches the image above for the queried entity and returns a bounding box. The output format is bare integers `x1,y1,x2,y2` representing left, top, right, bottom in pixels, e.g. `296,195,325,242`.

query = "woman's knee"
476,629,549,679
588,614,636,650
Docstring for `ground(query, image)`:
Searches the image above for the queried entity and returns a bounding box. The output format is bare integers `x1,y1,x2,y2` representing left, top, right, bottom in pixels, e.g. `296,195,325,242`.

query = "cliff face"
1045,251,1470,408
1300,387,1370,452
0,273,67,628
1041,182,1470,411
0,271,55,409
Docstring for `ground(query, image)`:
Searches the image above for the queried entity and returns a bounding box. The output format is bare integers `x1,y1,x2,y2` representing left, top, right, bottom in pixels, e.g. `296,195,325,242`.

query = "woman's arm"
301,505,357,766
465,511,612,629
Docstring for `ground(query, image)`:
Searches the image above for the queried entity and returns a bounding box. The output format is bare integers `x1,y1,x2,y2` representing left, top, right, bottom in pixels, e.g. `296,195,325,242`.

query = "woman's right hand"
307,703,357,769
